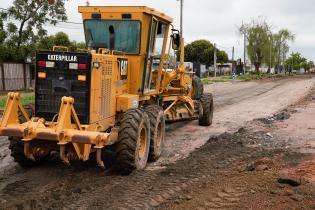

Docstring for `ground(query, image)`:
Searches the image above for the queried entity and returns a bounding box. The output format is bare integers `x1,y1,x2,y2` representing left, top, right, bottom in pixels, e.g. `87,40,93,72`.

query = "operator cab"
84,19,141,54
79,6,178,95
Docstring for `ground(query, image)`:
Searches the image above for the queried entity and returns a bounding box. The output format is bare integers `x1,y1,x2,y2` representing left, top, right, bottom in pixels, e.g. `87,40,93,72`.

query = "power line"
55,20,82,25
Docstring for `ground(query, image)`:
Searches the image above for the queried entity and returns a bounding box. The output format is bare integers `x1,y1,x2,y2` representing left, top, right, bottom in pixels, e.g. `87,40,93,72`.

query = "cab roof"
78,6,173,23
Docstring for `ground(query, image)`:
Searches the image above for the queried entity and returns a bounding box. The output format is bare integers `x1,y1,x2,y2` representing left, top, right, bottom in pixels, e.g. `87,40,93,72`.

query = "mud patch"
282,158,315,184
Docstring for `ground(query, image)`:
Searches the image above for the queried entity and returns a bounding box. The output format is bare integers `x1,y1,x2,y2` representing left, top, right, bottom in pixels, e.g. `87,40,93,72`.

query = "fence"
0,63,33,91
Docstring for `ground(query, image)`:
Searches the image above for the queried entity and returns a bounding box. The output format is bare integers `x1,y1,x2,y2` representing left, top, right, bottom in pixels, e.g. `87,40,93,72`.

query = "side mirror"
172,30,180,50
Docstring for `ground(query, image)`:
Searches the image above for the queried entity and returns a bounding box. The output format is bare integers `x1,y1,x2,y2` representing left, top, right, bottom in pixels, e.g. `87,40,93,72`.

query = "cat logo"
119,58,128,80
48,54,78,62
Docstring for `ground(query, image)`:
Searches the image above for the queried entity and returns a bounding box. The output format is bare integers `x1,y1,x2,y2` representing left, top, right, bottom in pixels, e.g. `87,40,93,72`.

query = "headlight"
93,62,101,69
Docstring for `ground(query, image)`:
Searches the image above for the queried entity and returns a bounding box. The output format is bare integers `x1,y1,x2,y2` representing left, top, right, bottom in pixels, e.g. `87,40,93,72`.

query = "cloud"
2,0,314,60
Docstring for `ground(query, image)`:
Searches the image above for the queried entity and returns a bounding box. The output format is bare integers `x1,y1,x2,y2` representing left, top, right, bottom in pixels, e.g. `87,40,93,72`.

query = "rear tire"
114,109,150,175
145,105,165,161
199,93,214,126
9,137,47,168
192,75,204,100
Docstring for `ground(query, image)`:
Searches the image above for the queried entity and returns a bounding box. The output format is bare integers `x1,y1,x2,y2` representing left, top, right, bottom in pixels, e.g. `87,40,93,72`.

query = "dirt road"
0,75,314,210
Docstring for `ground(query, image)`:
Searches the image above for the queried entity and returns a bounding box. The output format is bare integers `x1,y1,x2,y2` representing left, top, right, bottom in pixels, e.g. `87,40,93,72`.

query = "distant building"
184,62,207,78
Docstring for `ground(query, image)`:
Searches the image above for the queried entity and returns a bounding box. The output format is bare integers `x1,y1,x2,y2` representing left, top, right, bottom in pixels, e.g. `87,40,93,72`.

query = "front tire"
192,75,204,100
145,105,165,161
115,109,150,174
199,93,214,126
9,137,48,168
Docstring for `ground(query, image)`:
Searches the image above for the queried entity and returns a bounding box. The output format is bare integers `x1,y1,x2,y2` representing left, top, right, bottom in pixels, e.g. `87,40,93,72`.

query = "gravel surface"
0,75,314,209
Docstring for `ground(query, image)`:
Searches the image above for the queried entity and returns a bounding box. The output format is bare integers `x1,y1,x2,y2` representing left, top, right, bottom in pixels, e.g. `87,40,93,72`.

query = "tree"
1,0,68,61
54,32,71,47
240,18,271,72
240,18,295,73
273,29,295,69
217,51,229,64
184,39,228,67
286,52,309,71
37,32,86,52
37,35,55,50
0,12,7,62
70,41,87,51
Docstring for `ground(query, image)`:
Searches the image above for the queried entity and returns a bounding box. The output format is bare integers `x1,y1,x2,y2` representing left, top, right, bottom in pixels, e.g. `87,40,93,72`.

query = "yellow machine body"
0,6,201,167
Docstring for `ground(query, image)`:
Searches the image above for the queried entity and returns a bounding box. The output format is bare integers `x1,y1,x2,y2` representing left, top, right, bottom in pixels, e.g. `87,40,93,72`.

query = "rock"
256,164,269,171
81,188,88,193
266,133,273,138
284,189,294,196
71,187,82,194
276,184,285,189
290,194,304,202
149,198,159,207
277,177,301,187
186,195,192,200
274,112,290,121
217,191,230,198
245,163,256,172
251,190,256,194
174,199,180,204
223,187,236,193
238,127,246,133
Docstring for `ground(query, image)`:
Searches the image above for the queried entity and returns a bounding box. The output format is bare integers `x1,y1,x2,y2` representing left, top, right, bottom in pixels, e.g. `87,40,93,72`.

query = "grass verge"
202,76,232,84
0,94,34,109
202,73,293,84
237,73,292,81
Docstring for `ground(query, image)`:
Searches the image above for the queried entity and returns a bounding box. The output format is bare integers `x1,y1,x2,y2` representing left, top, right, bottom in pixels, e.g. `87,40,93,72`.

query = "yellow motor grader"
0,6,213,174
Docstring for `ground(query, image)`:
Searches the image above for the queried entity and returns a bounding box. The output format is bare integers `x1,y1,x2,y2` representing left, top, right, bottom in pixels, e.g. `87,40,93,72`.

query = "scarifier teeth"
96,148,105,169
24,142,35,161
60,145,70,165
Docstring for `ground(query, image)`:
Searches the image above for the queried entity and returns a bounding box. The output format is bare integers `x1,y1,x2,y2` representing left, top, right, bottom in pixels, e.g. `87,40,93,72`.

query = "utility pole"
243,34,246,75
282,50,286,73
180,0,183,37
242,21,246,75
214,43,217,77
232,46,235,75
177,0,184,67
269,35,272,73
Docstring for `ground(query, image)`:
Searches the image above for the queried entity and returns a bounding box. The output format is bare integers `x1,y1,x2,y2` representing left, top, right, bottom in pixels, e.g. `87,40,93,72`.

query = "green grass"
0,89,33,96
237,72,292,81
0,94,34,109
202,73,293,84
237,73,266,81
202,76,232,84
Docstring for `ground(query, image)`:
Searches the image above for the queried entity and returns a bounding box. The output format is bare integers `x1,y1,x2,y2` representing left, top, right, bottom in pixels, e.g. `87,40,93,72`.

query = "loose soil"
0,75,314,210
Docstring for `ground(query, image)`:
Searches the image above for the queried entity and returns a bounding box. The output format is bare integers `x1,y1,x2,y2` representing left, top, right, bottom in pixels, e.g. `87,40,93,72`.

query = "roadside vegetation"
239,17,295,73
202,76,232,84
202,72,294,84
237,72,292,81
0,93,34,109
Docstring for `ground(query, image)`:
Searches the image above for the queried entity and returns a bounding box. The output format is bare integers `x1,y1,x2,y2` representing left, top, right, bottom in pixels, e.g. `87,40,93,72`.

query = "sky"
2,0,315,61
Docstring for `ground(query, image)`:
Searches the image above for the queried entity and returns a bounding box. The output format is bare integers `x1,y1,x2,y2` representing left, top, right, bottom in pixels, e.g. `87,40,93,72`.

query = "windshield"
84,20,141,54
